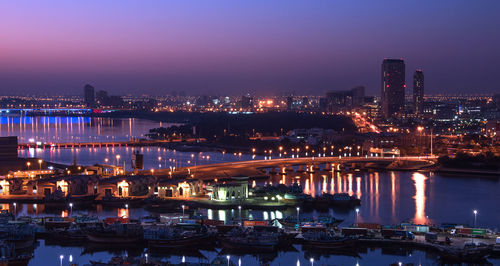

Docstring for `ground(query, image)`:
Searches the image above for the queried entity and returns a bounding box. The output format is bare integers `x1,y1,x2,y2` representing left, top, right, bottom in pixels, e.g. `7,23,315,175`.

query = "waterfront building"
96,175,154,198
210,176,249,201
27,175,99,197
7,169,55,179
381,59,406,118
413,70,424,114
156,179,204,199
85,164,124,177
83,84,95,107
0,179,11,196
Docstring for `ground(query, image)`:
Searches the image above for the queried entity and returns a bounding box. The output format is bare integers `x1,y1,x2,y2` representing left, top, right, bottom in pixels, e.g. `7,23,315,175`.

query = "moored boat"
439,242,491,263
0,222,35,250
144,223,213,248
85,222,143,244
301,231,357,249
0,240,32,266
220,226,279,251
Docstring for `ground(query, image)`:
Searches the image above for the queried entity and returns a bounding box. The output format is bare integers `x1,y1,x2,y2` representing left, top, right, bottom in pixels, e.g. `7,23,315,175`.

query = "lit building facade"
381,59,405,118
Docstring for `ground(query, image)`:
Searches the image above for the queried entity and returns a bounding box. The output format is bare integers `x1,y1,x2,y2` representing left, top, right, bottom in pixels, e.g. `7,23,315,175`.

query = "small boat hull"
86,233,141,244
148,235,212,248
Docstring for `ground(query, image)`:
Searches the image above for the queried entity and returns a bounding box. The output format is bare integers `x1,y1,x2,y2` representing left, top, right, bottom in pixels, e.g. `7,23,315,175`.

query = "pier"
17,138,206,149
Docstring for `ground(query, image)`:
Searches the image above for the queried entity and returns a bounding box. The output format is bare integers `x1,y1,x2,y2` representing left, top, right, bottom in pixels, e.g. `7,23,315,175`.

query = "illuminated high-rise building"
381,59,405,118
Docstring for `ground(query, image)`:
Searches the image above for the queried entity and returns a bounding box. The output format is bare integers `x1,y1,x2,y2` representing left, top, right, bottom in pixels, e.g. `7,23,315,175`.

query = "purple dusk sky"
0,0,499,96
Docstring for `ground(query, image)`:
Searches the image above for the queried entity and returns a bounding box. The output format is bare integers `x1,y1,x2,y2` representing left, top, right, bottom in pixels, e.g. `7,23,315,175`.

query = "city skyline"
0,1,499,96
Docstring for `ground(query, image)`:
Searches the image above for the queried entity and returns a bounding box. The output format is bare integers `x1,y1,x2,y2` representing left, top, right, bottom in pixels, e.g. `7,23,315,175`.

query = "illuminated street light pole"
38,159,43,172
473,210,478,228
69,202,73,216
26,162,31,171
296,207,300,224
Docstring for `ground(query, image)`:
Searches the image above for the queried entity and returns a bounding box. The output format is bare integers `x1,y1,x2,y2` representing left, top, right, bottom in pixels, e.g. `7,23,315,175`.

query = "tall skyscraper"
413,69,424,114
381,59,405,118
84,84,95,108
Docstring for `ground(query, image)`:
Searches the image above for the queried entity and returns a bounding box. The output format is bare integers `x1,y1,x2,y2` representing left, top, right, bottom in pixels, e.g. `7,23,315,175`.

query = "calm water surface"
0,115,170,143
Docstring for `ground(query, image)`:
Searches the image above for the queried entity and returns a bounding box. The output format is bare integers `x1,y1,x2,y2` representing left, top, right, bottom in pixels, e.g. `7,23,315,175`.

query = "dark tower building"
413,70,424,114
96,90,109,106
84,84,95,108
286,96,294,110
381,59,405,118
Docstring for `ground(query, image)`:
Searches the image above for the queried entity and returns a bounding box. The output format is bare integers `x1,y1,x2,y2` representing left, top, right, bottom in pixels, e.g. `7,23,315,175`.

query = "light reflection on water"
0,115,172,143
19,146,261,171
412,172,428,225
264,170,499,228
3,116,500,264
9,170,499,229
6,166,500,266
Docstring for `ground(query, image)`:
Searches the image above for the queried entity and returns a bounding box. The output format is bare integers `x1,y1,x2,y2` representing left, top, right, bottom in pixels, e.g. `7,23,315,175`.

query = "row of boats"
0,209,497,265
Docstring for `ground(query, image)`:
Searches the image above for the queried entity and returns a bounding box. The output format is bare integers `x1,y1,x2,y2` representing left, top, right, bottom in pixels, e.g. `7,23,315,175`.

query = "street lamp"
116,154,121,166
355,208,359,223
309,258,314,266
69,203,73,216
26,162,31,171
13,202,17,218
182,204,185,217
296,207,300,224
59,255,64,266
473,210,478,228
226,255,230,266
238,205,242,220
38,159,43,172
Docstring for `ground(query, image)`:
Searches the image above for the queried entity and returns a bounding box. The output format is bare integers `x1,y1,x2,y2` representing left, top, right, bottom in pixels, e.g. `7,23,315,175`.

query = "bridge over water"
148,156,436,180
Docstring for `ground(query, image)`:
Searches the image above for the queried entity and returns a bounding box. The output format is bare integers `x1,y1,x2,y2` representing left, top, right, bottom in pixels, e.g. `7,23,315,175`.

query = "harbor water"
2,115,499,265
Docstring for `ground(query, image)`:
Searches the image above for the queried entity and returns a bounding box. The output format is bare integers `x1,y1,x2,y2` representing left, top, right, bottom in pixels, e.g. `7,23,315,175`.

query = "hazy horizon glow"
1,0,499,95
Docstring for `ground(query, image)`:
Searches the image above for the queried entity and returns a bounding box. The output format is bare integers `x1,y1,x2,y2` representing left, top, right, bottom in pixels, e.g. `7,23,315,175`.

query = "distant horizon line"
0,91,496,98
